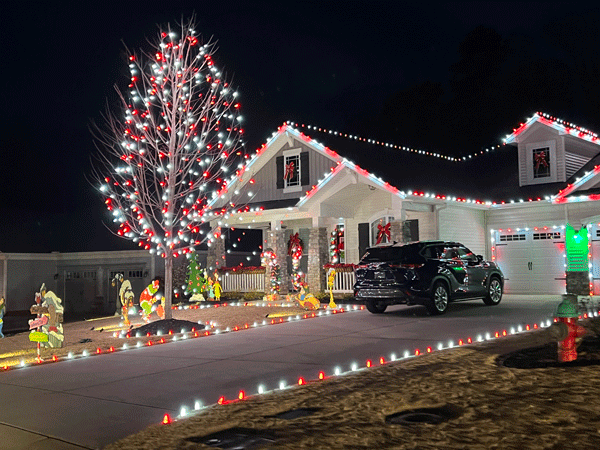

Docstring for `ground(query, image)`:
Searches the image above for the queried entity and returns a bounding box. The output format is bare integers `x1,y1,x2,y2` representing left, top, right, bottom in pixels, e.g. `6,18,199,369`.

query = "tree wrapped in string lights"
92,18,246,320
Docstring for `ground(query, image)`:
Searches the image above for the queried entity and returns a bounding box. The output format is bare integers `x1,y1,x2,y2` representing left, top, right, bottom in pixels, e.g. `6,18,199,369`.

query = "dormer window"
524,140,557,185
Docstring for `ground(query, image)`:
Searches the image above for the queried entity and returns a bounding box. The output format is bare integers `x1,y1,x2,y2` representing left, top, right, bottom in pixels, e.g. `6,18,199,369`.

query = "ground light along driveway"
0,295,560,449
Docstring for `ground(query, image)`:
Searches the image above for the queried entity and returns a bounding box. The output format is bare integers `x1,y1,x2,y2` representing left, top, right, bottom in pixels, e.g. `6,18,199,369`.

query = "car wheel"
483,277,503,306
365,300,388,314
426,281,449,315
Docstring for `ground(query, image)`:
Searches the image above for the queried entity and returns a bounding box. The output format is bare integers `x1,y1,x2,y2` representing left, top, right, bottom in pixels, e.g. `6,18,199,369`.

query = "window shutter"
300,152,309,186
276,156,284,189
358,223,370,261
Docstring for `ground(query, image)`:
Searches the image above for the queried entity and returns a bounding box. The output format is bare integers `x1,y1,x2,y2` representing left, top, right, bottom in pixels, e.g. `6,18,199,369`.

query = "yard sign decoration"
186,252,207,301
111,273,135,326
139,279,165,323
29,283,64,355
327,268,337,309
287,232,304,291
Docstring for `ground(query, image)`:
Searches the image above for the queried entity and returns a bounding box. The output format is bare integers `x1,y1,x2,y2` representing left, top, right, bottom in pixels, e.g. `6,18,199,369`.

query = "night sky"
2,1,600,253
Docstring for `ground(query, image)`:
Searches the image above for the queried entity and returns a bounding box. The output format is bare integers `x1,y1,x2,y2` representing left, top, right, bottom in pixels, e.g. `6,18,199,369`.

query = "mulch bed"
129,319,206,337
499,335,600,368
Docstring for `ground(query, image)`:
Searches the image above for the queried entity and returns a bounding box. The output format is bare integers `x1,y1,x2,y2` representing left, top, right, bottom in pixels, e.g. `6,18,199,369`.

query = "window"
533,147,550,179
370,216,394,246
277,149,309,192
284,153,300,187
499,234,526,242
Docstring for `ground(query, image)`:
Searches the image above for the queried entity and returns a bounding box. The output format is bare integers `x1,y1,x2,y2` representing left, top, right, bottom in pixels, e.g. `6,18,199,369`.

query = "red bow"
376,223,391,244
284,162,295,181
535,151,548,170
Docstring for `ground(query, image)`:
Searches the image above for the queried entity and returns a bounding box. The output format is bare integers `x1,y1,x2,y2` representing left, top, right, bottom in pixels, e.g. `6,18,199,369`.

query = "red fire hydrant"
555,297,587,362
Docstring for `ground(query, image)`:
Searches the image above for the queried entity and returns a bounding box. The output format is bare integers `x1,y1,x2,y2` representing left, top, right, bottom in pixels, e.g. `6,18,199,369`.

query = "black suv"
353,240,504,315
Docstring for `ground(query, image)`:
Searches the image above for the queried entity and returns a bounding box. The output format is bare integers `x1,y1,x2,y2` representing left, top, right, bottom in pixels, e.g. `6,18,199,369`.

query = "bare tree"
91,18,246,319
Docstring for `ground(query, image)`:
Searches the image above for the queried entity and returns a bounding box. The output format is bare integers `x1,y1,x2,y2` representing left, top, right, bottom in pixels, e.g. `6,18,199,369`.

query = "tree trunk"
164,254,173,320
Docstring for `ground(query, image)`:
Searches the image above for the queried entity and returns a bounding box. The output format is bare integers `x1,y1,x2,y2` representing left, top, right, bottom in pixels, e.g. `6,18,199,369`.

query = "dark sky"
2,1,600,253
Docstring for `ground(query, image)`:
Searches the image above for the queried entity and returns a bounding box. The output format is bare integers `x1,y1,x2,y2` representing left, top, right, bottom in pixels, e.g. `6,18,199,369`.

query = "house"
3,111,600,314
208,112,600,296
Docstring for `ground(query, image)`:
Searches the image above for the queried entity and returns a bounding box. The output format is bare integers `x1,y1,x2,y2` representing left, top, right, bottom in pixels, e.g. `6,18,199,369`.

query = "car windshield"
360,244,425,264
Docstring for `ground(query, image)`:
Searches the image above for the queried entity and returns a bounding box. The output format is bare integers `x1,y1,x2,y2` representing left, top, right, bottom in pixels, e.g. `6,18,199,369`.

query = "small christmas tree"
186,253,207,297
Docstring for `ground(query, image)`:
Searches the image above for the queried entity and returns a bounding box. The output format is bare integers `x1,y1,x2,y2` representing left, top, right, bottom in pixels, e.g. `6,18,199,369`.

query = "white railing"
220,270,265,292
218,267,356,294
332,271,355,293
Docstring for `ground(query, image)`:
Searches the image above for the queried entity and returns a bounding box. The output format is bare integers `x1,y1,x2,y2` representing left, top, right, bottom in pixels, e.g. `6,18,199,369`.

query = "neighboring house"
208,112,600,296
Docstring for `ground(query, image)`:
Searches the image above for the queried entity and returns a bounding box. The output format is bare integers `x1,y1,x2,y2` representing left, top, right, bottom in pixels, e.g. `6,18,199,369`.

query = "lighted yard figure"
327,268,337,309
111,273,136,325
139,279,163,323
0,297,5,338
294,283,320,310
213,272,222,301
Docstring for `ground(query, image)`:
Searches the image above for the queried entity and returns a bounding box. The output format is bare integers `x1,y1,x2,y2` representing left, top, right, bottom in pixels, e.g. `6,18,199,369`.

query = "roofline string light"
286,122,505,162
504,112,599,145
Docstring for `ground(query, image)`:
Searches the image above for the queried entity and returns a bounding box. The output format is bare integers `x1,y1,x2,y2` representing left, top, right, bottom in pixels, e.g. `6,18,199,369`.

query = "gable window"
370,216,394,246
284,153,300,187
276,149,310,193
533,147,550,178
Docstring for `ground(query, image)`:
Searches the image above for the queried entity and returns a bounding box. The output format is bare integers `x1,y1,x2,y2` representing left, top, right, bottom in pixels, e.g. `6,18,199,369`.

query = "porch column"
264,229,289,294
207,235,226,272
307,227,329,293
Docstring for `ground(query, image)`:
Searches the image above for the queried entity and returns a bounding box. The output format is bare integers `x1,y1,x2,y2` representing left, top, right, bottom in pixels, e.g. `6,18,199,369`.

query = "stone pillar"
566,271,589,296
264,229,289,294
307,227,329,293
207,236,226,272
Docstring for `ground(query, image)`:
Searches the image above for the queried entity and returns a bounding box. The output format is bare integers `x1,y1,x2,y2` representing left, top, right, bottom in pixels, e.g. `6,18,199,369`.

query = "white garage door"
494,230,566,294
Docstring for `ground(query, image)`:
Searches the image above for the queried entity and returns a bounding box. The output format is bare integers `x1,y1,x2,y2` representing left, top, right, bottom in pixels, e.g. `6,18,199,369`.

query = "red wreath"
288,232,304,258
376,222,391,244
534,151,548,170
284,161,295,182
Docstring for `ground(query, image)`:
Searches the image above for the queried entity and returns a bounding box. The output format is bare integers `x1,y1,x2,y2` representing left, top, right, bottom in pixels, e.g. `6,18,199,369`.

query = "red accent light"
427,347,432,353
318,371,325,380
218,396,225,405
458,339,464,346
238,391,245,400
380,357,385,364
366,360,372,368
415,349,420,356
96,348,102,354
298,377,305,385
162,414,171,425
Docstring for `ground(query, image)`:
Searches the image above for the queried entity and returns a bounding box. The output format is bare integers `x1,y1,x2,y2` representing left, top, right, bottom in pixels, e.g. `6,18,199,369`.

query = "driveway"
0,295,563,449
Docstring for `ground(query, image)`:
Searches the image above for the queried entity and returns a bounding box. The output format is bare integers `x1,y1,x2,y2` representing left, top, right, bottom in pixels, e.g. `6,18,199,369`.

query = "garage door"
493,229,566,294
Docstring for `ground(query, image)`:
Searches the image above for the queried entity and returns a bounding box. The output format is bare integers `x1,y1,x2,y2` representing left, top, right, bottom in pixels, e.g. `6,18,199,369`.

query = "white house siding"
344,190,394,263
438,206,486,256
404,209,436,241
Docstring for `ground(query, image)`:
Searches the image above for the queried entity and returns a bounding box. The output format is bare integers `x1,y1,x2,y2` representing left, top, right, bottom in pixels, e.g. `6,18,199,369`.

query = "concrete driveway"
0,295,564,449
